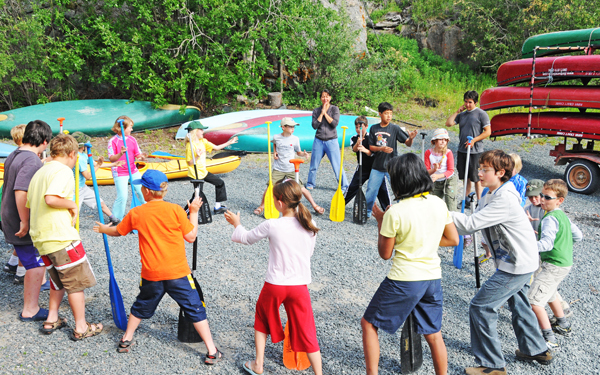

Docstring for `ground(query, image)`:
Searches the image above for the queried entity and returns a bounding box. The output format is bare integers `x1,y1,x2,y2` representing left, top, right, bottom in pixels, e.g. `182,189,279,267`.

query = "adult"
445,90,491,206
306,89,348,192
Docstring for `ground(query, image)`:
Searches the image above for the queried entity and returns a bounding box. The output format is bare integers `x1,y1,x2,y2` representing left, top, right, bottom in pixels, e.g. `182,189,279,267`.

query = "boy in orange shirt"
94,170,222,364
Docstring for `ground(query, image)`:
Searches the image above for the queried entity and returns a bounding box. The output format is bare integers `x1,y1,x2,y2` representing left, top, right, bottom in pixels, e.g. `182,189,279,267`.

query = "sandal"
205,348,224,365
313,205,325,215
117,339,134,353
253,206,264,216
40,317,67,335
69,322,103,341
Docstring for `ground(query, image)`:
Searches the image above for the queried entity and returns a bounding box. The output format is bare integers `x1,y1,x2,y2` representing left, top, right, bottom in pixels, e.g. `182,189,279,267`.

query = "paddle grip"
289,158,304,173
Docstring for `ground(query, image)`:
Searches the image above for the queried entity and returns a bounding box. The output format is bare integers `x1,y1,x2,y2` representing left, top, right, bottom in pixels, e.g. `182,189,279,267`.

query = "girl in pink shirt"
224,180,323,375
424,128,457,211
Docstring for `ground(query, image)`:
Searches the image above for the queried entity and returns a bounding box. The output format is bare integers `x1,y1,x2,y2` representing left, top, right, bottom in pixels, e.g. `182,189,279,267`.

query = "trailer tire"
564,160,600,195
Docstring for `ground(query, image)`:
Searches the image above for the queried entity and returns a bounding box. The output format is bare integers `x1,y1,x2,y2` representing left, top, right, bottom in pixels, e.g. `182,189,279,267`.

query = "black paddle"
353,131,367,224
184,134,212,224
400,312,423,374
468,192,481,288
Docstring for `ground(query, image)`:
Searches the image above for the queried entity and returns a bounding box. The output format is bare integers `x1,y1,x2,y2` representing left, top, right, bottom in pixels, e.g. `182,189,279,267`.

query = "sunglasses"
539,193,558,200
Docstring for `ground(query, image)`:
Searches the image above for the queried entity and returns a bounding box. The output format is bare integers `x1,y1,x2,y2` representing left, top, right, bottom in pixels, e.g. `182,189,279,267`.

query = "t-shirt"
117,200,194,281
108,135,142,177
73,151,88,190
524,203,545,232
273,133,301,173
509,173,528,207
454,108,490,154
350,134,376,171
380,194,452,281
424,149,455,181
186,138,214,179
369,123,409,171
27,161,80,255
1,149,42,245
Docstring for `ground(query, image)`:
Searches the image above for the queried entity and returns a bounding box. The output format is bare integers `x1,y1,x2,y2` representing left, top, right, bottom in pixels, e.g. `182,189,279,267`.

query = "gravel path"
1,134,599,374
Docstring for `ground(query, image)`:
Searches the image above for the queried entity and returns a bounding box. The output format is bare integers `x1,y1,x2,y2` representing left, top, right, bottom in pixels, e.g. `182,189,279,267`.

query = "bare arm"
94,222,121,237
212,136,238,151
439,222,460,247
183,196,201,243
373,204,395,260
472,125,491,144
446,104,466,127
45,195,78,225
14,191,30,237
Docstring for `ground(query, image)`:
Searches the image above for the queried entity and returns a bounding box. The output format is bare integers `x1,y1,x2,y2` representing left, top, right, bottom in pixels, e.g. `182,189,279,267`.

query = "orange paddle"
283,322,311,371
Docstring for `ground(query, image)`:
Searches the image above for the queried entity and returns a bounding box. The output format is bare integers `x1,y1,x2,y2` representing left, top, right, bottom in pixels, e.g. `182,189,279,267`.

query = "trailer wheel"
564,160,600,195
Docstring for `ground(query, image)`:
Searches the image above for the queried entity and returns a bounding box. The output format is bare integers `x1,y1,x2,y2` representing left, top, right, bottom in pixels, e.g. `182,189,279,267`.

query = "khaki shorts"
270,170,303,185
78,185,103,210
528,262,571,306
43,241,97,294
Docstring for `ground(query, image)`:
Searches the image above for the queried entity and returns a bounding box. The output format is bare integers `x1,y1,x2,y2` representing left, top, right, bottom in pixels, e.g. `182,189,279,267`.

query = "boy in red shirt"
94,170,222,364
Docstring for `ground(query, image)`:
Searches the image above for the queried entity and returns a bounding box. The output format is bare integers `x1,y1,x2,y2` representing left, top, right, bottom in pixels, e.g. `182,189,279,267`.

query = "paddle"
290,159,304,184
283,322,311,370
400,312,423,374
453,135,474,269
330,126,348,222
85,143,128,331
185,133,212,225
353,129,367,225
118,119,142,211
57,117,65,134
264,121,279,219
468,192,481,288
75,153,80,232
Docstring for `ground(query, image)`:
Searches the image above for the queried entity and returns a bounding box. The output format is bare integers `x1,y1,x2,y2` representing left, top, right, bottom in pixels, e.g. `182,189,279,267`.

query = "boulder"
320,0,367,53
268,92,282,108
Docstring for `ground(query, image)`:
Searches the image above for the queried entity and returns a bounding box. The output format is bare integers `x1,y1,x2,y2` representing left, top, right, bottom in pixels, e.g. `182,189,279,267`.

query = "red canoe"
491,112,600,140
497,55,600,86
480,86,600,111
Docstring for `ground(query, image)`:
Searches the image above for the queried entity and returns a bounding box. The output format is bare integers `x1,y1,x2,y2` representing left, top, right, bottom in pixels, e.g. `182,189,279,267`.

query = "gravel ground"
1,134,599,374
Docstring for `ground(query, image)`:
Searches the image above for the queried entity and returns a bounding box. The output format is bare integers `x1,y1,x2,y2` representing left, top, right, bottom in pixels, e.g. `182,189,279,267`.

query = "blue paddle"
85,143,128,330
118,119,141,210
453,136,474,269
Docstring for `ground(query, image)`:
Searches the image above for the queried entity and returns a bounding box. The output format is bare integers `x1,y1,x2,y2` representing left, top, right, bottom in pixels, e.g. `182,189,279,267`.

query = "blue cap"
133,169,168,191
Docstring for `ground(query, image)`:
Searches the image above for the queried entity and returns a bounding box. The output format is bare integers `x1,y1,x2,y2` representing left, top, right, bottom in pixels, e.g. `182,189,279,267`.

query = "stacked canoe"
480,28,600,140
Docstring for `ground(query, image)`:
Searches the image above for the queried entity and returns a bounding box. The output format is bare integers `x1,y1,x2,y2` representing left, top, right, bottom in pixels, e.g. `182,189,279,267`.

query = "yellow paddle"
264,121,279,219
75,153,80,232
330,126,348,222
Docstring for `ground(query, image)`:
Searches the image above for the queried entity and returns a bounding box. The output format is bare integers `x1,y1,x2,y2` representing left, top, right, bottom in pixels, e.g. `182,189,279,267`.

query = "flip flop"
20,308,49,322
313,206,325,215
243,361,264,375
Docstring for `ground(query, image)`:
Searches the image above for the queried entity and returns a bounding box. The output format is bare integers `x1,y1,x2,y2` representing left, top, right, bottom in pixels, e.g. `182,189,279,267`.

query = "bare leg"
307,351,323,375
193,319,218,355
548,299,565,320
21,266,45,317
424,332,447,375
255,187,268,213
68,291,99,334
121,314,142,342
301,186,322,212
246,330,267,374
101,201,113,217
361,317,380,375
44,288,66,328
532,304,551,330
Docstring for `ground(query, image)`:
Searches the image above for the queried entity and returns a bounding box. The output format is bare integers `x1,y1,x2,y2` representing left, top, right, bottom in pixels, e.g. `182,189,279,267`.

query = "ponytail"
296,202,319,235
273,180,320,236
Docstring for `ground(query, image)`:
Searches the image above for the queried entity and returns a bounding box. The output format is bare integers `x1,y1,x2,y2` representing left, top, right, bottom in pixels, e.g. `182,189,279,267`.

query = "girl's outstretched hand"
372,203,388,225
224,210,241,228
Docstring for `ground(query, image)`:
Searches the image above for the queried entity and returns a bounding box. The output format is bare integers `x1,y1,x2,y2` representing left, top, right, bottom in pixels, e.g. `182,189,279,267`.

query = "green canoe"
522,28,600,58
0,100,200,137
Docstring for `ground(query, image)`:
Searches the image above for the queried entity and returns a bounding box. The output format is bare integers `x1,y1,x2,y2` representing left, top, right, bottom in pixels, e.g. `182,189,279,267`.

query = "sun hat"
186,120,209,131
71,131,90,146
281,117,300,127
133,169,168,191
526,179,544,197
431,128,450,141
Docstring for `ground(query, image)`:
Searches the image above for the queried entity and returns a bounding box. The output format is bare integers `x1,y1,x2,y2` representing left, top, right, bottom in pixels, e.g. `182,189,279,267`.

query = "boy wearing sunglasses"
528,179,582,350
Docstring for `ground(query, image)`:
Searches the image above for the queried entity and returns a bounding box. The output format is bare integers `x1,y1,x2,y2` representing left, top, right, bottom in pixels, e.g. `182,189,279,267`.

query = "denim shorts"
363,277,443,335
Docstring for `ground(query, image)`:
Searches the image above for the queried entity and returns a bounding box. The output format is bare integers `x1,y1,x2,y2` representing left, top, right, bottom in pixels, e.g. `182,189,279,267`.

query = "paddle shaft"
75,154,79,231
264,121,278,219
118,119,140,206
453,136,473,269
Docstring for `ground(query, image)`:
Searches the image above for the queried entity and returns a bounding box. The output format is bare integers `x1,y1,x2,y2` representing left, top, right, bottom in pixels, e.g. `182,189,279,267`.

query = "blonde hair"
49,134,78,158
185,129,201,144
10,124,26,146
544,179,568,199
273,180,319,235
143,181,168,198
509,153,522,174
111,115,134,135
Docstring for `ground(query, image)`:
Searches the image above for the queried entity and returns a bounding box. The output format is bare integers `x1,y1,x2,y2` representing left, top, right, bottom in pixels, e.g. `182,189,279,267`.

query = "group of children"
0,94,584,375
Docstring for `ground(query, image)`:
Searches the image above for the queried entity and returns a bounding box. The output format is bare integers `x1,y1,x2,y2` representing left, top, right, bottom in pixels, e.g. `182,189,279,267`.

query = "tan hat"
431,128,450,141
281,117,299,127
526,179,544,197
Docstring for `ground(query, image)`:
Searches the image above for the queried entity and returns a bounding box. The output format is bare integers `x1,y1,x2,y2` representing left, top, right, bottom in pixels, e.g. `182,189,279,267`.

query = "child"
224,180,323,375
364,102,417,218
71,132,121,224
27,133,102,339
509,153,527,207
528,179,582,350
344,116,390,209
362,153,458,375
107,115,146,220
185,120,237,214
254,117,325,216
424,128,457,212
94,170,222,362
452,150,552,374
1,120,53,322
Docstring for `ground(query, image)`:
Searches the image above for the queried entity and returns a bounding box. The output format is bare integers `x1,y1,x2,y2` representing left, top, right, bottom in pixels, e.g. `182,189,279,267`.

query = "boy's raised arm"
451,197,510,235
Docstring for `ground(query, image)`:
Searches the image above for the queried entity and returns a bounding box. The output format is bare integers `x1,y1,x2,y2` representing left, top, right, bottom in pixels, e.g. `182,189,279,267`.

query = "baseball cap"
186,120,209,131
71,131,90,146
526,179,544,197
133,169,168,191
281,117,299,127
431,128,450,141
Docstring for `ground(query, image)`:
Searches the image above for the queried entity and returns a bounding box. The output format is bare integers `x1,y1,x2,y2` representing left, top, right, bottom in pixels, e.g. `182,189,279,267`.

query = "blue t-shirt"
509,173,527,207
72,151,89,190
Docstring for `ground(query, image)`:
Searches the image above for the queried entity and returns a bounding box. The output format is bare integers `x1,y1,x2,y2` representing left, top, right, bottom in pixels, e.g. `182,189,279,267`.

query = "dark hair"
479,149,513,183
464,90,479,103
321,89,331,97
387,153,433,200
22,120,52,147
378,102,393,113
355,115,368,126
273,180,319,235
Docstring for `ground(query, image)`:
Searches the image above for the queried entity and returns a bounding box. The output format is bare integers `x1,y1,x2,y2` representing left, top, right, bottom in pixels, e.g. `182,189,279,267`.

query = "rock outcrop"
320,0,368,54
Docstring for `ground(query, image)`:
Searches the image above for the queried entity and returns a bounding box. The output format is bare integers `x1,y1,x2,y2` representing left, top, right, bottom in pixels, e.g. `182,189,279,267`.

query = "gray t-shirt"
273,133,301,173
524,203,545,233
454,107,490,154
1,149,43,245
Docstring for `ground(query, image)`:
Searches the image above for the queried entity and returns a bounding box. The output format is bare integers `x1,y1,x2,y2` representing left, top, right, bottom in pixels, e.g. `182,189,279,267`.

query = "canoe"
480,86,600,111
497,55,600,86
490,112,600,140
522,28,600,58
85,155,241,186
0,100,201,137
0,143,17,158
174,109,312,140
226,115,381,153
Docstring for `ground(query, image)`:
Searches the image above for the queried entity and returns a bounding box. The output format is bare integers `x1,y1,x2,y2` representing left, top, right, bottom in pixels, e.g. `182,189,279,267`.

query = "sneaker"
14,275,24,285
213,206,227,215
549,308,573,325
515,349,554,365
3,262,17,274
109,217,121,226
464,235,473,247
552,321,572,335
465,366,506,375
457,200,471,210
545,338,560,351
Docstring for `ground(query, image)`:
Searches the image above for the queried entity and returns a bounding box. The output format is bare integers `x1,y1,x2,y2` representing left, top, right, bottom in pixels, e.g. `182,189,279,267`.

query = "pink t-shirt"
108,135,142,177
231,217,317,285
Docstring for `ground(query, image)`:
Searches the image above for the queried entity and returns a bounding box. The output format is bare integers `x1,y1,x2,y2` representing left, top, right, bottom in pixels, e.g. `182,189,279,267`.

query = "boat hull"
491,112,600,140
497,55,600,86
480,86,600,111
522,28,600,58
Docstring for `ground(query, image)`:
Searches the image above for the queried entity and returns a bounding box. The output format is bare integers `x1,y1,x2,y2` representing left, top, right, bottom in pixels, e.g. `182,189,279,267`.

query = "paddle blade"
453,236,464,269
329,188,345,222
353,189,367,225
400,313,423,374
264,184,279,219
108,274,128,331
283,322,311,371
178,275,205,343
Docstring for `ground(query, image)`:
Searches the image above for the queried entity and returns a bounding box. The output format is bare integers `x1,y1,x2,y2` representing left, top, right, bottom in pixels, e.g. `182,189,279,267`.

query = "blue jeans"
365,169,389,217
470,270,547,368
307,138,348,191
112,172,145,220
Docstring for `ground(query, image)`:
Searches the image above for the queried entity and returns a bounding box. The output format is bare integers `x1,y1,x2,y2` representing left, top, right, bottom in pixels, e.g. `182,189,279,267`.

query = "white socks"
8,254,18,266
214,202,222,210
16,266,26,277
